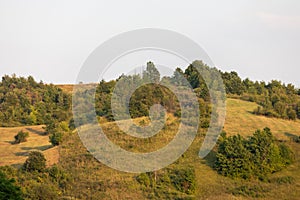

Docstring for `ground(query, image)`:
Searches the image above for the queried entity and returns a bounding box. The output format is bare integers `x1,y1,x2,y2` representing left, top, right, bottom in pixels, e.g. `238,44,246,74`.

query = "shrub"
23,151,46,172
215,128,293,180
136,173,151,188
170,167,196,195
14,131,29,144
49,132,63,146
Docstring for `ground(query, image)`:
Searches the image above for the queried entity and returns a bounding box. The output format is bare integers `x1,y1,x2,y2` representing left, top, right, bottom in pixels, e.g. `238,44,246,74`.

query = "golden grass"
0,125,59,167
56,84,74,94
224,98,300,140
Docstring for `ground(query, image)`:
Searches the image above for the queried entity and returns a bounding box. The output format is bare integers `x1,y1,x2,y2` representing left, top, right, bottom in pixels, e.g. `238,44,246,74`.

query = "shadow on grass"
15,151,29,157
26,127,46,136
202,150,217,168
11,163,23,169
5,140,15,144
285,132,300,142
21,144,53,151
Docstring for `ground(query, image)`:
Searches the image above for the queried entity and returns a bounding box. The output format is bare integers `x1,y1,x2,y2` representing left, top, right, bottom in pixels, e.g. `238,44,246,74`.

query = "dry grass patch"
0,125,58,167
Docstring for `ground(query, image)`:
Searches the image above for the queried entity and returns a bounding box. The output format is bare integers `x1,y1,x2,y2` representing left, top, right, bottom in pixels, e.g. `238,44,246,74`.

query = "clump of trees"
219,71,300,120
0,75,71,127
214,128,294,180
13,131,29,144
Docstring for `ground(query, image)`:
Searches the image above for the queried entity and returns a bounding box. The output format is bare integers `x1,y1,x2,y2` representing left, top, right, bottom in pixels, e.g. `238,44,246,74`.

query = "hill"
0,98,300,199
55,98,300,199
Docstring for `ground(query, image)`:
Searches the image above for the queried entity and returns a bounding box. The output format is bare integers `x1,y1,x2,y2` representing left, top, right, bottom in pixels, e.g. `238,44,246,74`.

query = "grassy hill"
1,98,300,199
55,98,300,199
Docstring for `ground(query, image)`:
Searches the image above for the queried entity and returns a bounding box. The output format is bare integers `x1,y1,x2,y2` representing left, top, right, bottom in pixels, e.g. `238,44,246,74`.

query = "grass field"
224,98,300,140
0,125,59,167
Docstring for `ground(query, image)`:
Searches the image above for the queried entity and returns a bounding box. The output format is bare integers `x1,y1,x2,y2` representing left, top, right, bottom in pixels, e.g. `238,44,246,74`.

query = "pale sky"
0,0,299,87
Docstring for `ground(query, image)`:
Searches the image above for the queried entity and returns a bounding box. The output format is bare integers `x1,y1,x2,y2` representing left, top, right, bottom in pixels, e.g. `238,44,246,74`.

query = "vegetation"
0,75,71,127
0,61,300,199
13,131,29,144
215,128,294,180
23,151,46,172
0,171,23,200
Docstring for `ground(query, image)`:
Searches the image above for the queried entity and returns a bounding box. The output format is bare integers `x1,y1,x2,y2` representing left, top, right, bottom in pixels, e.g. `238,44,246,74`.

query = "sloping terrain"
0,125,59,167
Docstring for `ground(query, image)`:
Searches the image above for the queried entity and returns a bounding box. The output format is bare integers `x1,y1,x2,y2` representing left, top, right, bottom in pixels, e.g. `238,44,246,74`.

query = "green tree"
23,151,46,172
0,171,23,200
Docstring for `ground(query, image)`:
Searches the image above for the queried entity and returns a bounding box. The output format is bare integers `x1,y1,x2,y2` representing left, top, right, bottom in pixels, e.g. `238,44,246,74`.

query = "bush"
49,132,63,146
170,168,196,195
215,128,294,180
23,151,46,172
13,131,29,144
0,171,23,200
136,173,151,188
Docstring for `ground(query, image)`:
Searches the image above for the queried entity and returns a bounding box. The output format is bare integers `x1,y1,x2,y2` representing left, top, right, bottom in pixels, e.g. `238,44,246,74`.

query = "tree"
143,62,160,83
0,171,23,200
23,151,46,172
14,131,29,144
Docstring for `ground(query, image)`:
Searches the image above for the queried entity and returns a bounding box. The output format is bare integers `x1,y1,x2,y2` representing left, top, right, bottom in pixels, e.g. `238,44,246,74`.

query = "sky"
0,0,299,87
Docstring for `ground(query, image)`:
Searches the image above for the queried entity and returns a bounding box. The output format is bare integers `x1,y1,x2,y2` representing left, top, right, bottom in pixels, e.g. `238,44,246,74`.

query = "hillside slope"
224,98,300,140
56,98,300,199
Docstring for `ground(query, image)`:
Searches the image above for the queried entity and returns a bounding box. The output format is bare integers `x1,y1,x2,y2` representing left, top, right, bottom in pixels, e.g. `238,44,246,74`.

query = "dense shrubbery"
224,74,300,120
136,167,196,199
0,75,71,127
215,128,294,180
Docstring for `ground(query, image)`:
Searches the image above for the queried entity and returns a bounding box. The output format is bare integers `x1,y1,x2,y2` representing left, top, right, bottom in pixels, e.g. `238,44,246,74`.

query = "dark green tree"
23,151,46,172
0,171,23,200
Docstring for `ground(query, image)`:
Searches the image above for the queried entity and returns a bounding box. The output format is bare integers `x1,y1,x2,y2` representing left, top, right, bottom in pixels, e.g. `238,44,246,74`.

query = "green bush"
215,128,293,180
170,168,196,195
23,151,46,172
136,173,151,188
13,131,29,144
49,132,63,146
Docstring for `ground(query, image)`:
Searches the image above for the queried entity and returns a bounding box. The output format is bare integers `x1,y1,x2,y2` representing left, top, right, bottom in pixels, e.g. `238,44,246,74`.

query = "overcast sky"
0,0,299,87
